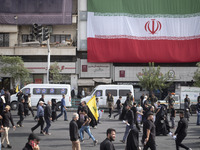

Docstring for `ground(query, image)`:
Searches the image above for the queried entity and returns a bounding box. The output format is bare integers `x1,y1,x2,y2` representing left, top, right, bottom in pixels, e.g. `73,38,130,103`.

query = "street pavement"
3,110,200,150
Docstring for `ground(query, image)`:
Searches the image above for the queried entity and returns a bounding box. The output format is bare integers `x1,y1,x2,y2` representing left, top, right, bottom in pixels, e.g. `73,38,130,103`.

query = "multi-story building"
0,0,78,93
0,0,199,100
77,0,199,99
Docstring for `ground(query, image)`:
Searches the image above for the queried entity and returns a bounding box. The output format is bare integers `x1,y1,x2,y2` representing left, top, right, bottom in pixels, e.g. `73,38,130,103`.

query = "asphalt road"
3,110,200,150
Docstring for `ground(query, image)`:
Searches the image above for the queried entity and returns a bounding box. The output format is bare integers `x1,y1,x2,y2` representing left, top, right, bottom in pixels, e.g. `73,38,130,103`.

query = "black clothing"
125,109,134,126
131,106,137,123
36,97,45,107
155,106,169,136
0,118,2,137
31,116,44,132
5,92,11,106
2,111,15,127
150,96,158,106
16,92,23,102
17,102,24,126
142,120,156,150
140,95,144,107
100,138,115,150
23,94,29,103
197,96,200,103
184,98,190,105
143,106,151,121
71,89,75,98
78,105,88,114
69,120,79,141
142,120,156,143
23,143,33,150
131,106,140,130
175,117,188,136
143,140,156,150
51,99,57,121
44,104,52,119
107,95,114,117
116,99,121,110
0,97,4,115
18,102,24,116
24,102,29,116
175,117,189,150
167,96,175,104
119,102,128,120
170,108,175,117
197,102,200,113
126,128,139,150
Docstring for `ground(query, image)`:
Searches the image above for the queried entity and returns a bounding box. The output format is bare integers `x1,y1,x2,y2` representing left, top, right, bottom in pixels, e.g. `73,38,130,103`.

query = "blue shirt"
1,89,5,95
61,98,66,110
37,105,44,117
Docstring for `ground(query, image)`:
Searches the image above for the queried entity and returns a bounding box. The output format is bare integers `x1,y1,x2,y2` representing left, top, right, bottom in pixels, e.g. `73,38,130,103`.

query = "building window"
50,34,71,43
22,34,32,42
0,33,9,47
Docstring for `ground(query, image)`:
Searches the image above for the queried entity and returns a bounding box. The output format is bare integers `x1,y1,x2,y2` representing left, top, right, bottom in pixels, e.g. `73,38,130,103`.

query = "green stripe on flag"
88,0,200,15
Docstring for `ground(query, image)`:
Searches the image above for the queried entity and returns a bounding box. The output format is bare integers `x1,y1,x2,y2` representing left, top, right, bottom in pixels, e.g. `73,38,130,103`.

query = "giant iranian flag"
87,0,200,63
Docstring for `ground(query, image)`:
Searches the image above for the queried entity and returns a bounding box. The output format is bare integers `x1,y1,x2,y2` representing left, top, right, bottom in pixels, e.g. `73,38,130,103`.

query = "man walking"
197,99,200,125
142,113,156,150
126,92,134,106
113,96,122,119
184,94,190,121
173,111,192,150
79,110,98,146
120,104,135,143
17,98,25,127
4,90,11,106
56,94,68,121
43,100,52,135
31,101,45,134
69,113,81,150
100,128,116,150
107,92,114,119
1,105,16,148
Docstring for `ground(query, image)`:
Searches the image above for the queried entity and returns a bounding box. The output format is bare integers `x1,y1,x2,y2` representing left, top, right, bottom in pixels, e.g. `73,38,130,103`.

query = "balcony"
0,43,76,56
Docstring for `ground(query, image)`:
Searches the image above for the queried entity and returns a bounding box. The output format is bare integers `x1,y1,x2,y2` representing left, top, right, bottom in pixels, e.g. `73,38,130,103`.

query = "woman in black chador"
155,105,170,136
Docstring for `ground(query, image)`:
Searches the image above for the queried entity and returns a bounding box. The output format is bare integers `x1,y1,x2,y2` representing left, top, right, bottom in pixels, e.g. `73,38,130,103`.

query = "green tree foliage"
49,62,62,84
193,62,200,87
0,56,30,88
136,62,173,93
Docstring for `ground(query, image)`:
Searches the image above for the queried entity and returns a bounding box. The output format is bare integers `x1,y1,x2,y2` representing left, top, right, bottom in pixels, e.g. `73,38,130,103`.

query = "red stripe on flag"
87,38,200,63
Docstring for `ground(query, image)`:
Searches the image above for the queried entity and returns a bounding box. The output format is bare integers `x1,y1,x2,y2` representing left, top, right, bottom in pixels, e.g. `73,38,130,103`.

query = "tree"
136,62,173,95
193,62,200,87
49,62,62,84
0,56,30,88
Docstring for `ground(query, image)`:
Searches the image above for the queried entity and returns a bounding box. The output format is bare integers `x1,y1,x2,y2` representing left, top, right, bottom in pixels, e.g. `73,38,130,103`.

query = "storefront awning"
78,79,94,86
93,78,111,84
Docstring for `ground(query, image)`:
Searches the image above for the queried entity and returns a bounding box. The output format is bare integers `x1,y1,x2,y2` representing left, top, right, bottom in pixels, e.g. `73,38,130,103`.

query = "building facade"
0,0,198,99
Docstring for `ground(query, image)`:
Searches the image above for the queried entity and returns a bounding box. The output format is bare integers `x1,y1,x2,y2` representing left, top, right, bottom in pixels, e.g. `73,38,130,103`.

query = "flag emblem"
145,19,162,35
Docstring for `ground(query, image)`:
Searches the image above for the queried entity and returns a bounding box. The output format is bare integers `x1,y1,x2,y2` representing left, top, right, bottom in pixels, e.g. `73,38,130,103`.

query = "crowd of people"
0,87,200,150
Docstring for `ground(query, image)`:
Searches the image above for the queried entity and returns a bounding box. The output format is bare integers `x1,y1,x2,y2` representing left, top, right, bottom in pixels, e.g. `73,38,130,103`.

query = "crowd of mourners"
0,87,200,150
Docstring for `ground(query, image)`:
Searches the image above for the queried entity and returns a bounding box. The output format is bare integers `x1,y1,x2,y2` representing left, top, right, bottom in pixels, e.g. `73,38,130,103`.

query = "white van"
10,84,71,110
81,85,134,108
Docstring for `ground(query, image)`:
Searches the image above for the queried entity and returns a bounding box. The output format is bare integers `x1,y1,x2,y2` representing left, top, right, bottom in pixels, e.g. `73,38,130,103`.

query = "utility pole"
47,38,51,84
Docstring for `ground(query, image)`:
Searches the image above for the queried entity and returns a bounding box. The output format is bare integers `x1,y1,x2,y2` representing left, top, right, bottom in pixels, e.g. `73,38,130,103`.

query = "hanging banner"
87,0,200,63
